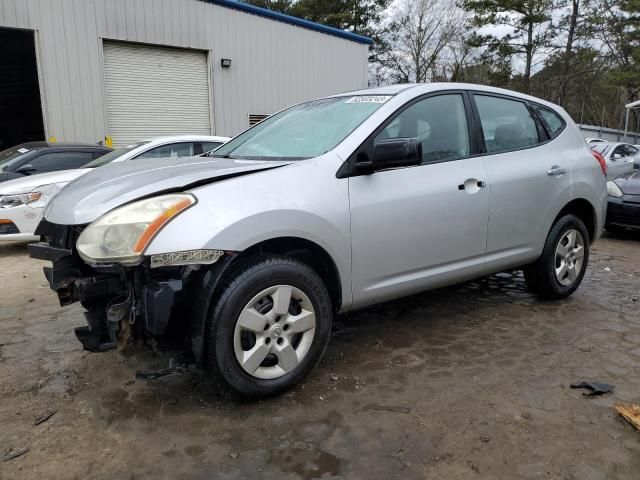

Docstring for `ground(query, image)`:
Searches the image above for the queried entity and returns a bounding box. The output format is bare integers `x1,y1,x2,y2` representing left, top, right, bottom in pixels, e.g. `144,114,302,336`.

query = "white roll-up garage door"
103,41,212,147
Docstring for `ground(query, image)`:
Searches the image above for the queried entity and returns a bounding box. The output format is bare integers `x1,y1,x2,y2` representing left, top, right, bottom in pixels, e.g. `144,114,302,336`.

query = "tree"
244,0,392,62
554,0,591,105
242,0,294,13
462,0,556,93
291,0,392,61
588,0,640,101
377,0,466,83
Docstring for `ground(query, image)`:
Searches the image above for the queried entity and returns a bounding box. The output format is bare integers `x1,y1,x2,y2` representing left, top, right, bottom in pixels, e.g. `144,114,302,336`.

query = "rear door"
348,92,490,307
471,93,572,272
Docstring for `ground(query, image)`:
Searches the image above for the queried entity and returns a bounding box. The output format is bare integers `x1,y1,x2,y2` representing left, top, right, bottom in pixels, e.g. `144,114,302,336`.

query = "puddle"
270,444,341,479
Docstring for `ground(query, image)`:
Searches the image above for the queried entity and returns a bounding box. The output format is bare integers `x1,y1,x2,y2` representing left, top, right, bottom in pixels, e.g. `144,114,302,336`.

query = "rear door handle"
547,166,567,176
458,179,486,191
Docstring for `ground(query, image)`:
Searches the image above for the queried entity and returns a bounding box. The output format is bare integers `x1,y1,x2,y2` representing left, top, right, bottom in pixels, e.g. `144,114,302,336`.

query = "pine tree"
462,0,556,93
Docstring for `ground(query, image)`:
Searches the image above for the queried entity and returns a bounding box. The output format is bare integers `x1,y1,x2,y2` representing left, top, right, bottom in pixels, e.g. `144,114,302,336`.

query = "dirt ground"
1,234,639,480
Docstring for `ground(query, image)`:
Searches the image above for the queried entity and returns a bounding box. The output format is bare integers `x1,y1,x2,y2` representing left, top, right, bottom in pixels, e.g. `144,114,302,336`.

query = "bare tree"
378,0,466,83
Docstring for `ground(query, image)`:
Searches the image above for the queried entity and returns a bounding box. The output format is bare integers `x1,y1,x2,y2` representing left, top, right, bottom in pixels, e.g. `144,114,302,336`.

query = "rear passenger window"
475,95,540,153
533,105,565,138
376,94,470,163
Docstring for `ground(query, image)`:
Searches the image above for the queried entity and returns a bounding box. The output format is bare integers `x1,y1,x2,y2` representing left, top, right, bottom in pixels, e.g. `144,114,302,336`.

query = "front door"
348,93,489,308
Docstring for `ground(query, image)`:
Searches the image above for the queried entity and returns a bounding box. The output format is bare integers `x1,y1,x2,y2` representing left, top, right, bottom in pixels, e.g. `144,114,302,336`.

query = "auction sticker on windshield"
345,96,391,104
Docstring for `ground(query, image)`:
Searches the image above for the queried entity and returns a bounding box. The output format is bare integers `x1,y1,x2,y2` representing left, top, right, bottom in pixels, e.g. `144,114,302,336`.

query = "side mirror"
356,138,422,174
612,153,623,160
15,164,36,175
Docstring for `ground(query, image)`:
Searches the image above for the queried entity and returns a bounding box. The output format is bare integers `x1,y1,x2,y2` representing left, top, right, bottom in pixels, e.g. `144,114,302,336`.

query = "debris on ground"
570,381,615,396
34,410,57,426
3,447,29,462
135,357,192,380
615,403,640,432
370,405,411,414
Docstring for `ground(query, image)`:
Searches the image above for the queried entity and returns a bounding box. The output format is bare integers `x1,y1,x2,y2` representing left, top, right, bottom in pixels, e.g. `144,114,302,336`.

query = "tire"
206,255,333,399
524,214,590,300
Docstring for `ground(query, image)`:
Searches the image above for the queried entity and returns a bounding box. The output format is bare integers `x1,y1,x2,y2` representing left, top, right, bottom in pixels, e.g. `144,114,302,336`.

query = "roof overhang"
202,0,373,45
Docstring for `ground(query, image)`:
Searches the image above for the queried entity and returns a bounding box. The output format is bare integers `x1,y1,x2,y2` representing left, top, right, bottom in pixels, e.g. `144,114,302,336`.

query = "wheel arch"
187,236,343,366
553,198,597,242
233,236,343,313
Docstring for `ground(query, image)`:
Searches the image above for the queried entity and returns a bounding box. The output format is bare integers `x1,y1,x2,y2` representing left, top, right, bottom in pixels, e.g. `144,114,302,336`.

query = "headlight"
77,194,196,264
607,181,623,198
0,191,42,208
0,182,67,209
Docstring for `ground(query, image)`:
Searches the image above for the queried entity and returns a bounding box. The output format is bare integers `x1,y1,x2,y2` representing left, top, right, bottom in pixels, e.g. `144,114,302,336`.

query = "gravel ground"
1,233,639,480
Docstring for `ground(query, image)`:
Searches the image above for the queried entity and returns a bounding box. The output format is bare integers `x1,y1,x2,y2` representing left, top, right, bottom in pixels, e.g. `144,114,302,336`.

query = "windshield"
84,142,149,167
212,95,391,160
0,145,34,172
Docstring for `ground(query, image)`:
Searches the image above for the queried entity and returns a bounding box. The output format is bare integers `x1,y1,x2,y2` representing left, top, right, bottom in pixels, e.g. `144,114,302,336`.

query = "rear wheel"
206,255,333,399
524,214,589,300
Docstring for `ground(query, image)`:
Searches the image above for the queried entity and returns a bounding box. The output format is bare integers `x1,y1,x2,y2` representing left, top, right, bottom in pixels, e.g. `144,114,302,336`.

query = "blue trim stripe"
203,0,373,45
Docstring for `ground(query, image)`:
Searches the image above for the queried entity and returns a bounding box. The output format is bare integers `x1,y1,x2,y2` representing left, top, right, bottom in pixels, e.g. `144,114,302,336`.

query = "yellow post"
104,136,113,148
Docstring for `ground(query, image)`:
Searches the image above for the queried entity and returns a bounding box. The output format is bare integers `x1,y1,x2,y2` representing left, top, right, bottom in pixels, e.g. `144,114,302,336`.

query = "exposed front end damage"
29,220,232,361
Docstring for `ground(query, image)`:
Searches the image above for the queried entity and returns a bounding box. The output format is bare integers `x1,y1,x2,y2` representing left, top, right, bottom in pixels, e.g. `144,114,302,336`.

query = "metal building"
0,0,370,147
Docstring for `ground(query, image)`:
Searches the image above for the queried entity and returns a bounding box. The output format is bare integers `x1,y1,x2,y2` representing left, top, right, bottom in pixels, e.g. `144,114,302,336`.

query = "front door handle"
547,166,567,176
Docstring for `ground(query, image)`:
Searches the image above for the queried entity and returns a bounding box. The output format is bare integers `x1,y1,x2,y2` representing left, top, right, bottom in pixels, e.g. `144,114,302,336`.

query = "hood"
44,156,291,225
614,170,640,195
0,169,90,195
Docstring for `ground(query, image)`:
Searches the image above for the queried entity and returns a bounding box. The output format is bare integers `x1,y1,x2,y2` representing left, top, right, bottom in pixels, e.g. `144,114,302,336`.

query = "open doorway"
0,27,45,149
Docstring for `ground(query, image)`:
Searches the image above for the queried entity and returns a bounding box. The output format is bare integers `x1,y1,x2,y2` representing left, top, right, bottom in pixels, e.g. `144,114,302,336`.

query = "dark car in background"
0,142,111,183
606,172,640,232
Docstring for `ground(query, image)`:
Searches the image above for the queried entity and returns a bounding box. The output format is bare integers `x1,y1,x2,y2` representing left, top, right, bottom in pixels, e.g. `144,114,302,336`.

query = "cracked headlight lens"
77,194,196,264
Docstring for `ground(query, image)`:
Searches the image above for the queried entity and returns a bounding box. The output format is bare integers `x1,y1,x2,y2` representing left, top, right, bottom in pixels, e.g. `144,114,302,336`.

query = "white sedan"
0,135,229,242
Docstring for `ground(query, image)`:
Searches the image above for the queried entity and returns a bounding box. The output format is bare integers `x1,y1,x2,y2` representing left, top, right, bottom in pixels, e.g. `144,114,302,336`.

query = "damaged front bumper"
29,220,231,359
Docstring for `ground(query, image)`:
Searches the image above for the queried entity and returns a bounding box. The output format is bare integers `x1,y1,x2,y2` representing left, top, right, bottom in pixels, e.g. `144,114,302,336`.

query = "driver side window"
375,94,470,164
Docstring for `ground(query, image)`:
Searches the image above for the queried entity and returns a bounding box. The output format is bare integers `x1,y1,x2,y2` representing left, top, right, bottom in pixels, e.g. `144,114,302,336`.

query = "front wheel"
524,214,590,300
206,255,333,399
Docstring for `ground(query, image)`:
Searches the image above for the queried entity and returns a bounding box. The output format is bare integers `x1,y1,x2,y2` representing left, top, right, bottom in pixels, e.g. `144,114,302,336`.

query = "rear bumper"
606,196,640,230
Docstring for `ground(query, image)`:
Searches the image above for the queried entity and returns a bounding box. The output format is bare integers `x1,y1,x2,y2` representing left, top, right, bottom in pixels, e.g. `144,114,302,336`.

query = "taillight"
591,150,607,176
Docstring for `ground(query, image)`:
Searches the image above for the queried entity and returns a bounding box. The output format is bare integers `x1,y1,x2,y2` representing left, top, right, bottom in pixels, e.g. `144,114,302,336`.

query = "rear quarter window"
533,105,566,138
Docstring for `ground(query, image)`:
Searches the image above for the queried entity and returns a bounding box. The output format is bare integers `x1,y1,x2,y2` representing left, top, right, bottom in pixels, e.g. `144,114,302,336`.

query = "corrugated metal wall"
0,0,369,142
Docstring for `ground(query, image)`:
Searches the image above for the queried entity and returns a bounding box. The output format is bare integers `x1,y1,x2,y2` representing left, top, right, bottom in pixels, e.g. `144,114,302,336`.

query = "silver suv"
30,84,607,398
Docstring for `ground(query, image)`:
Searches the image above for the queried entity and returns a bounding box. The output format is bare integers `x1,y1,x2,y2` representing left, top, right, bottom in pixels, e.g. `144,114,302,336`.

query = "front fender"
144,157,352,308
